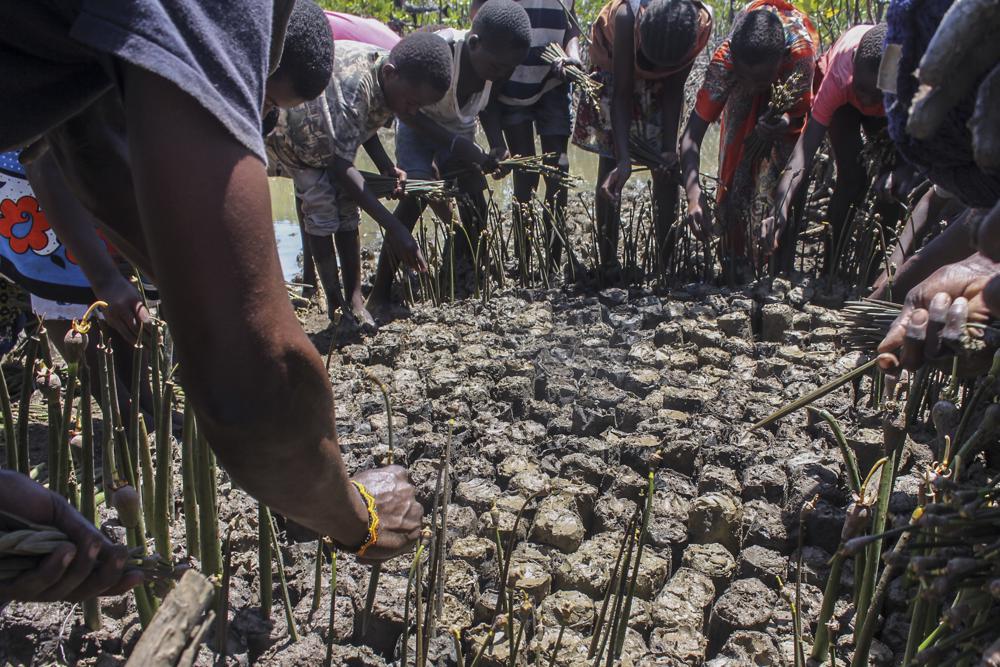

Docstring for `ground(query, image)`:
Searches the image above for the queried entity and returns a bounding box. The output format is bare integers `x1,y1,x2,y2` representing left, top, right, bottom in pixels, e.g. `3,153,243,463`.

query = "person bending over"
680,0,817,281
0,0,424,596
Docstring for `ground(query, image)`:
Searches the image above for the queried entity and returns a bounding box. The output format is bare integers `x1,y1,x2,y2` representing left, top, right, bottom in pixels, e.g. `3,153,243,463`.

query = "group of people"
0,0,998,611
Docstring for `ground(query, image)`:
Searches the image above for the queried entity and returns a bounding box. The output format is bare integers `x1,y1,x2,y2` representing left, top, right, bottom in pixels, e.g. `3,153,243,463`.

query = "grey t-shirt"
0,0,276,161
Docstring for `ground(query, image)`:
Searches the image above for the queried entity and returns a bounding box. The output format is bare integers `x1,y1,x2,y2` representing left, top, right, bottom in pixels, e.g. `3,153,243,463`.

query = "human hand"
350,465,423,562
0,471,143,603
877,254,1000,372
753,214,784,268
652,151,680,181
684,200,713,243
381,165,407,199
386,222,428,273
973,200,1000,262
755,114,790,142
482,146,511,178
93,275,150,345
600,160,631,202
552,56,583,80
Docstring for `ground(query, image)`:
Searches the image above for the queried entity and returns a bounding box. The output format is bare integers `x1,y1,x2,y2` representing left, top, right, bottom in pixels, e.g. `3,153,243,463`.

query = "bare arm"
598,5,637,201
658,65,692,157
121,65,419,558
679,111,712,240
362,135,395,175
24,151,149,341
399,112,489,167
773,115,827,224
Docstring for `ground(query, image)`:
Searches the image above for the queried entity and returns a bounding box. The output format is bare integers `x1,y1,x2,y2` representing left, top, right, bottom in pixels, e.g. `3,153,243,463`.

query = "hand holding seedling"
754,214,783,268
350,465,423,562
601,160,631,202
878,253,1000,371
95,275,150,344
386,221,428,274
755,112,790,142
0,471,143,603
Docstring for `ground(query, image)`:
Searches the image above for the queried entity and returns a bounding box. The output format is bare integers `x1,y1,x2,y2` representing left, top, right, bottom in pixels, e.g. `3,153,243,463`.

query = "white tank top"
421,29,493,136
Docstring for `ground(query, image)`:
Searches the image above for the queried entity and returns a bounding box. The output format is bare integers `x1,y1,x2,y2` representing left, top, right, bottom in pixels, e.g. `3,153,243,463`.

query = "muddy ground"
0,270,932,666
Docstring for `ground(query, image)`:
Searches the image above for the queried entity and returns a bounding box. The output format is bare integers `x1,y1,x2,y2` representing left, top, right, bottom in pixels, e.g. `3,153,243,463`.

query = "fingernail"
62,551,75,567
89,543,100,559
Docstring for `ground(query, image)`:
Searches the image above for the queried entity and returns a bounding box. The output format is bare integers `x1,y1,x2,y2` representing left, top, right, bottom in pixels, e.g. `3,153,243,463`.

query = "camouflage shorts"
290,167,360,236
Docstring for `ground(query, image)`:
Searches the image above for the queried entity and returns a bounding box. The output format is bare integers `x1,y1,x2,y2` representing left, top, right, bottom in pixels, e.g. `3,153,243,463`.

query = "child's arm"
24,151,150,342
601,4,637,201
657,64,693,166
679,111,711,241
759,115,827,260
479,93,507,153
327,156,427,272
362,135,406,198
119,64,422,559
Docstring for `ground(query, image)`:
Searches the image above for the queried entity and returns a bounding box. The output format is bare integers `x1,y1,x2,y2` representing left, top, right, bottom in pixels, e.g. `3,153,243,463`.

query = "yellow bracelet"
351,481,380,557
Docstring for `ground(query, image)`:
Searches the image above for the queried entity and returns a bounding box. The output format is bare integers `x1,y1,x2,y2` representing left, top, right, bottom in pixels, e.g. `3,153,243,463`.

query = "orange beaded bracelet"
351,481,380,557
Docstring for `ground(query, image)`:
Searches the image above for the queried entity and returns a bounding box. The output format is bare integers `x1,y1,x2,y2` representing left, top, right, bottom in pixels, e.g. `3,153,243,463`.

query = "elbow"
184,339,332,465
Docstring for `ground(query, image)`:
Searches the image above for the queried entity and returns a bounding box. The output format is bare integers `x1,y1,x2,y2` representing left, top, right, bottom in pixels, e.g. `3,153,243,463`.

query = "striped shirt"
498,0,571,106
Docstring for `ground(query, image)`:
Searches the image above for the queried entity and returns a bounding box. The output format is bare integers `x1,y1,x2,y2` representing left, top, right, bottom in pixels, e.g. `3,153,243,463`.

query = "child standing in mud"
476,0,583,281
572,0,714,284
680,0,817,282
266,32,452,330
366,0,533,318
762,23,894,273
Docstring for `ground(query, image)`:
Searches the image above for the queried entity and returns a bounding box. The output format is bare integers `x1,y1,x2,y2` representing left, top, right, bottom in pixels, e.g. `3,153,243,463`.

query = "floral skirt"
571,70,666,160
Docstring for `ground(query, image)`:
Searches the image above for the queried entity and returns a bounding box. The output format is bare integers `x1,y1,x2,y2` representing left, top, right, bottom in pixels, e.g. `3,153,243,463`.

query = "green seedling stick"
752,358,879,430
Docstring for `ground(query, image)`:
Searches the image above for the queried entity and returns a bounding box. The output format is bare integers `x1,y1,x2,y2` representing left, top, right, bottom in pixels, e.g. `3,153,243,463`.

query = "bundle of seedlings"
628,133,677,172
360,170,459,201
540,42,601,109
494,153,579,190
743,71,805,167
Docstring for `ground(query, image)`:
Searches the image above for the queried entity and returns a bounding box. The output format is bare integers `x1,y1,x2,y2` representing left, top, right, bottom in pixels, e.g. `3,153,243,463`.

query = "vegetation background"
316,0,890,51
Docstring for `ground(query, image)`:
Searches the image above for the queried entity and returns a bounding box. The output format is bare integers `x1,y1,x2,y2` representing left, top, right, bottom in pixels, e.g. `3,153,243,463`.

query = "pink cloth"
325,11,400,50
811,24,885,126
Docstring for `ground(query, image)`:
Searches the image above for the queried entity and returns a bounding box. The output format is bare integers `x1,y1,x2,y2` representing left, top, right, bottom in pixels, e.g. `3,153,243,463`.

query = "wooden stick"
125,570,214,667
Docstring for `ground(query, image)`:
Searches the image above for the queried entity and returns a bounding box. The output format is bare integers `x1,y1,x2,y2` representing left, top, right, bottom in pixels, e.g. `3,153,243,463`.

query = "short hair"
471,0,532,51
855,23,887,75
730,9,785,66
273,0,334,99
388,32,454,93
638,0,701,68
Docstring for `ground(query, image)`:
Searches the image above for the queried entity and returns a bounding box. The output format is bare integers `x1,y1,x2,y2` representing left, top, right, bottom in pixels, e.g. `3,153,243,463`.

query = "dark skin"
33,64,424,583
870,187,964,300
873,208,976,302
24,151,154,424
762,58,885,269
0,471,145,603
680,55,786,244
368,34,527,311
877,252,1000,372
597,3,691,279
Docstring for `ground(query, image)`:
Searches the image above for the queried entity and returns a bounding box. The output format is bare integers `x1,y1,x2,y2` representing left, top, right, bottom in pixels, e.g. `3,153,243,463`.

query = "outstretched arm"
329,156,427,272
679,111,711,240
24,151,149,342
121,64,421,559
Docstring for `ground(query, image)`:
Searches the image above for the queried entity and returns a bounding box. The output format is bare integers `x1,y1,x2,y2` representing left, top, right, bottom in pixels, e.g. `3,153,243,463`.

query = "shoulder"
335,41,388,70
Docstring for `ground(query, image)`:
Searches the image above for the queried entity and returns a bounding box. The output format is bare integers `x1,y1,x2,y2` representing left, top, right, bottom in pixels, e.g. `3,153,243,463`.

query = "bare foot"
350,300,378,334
366,297,411,324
